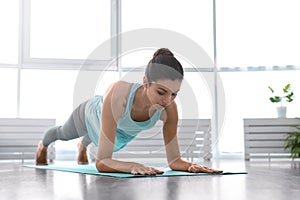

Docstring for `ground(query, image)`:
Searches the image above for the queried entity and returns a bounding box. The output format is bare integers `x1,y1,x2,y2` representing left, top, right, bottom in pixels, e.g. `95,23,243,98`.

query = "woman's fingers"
153,168,164,174
132,163,223,175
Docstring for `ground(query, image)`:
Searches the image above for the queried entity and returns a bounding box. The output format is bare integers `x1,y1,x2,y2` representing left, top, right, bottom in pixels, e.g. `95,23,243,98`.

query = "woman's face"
146,79,182,109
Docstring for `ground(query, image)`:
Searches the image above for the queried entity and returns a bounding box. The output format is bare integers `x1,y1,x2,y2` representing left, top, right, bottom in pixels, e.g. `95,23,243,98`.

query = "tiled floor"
0,159,299,200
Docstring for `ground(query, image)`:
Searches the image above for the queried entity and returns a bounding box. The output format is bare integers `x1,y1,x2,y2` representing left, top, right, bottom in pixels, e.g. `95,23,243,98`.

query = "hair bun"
153,48,174,58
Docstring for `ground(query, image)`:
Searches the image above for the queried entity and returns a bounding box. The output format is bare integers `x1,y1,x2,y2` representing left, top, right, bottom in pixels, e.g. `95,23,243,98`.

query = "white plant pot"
277,106,287,118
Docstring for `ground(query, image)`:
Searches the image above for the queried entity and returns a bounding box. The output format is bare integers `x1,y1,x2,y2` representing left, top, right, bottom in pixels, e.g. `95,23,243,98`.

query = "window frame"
20,0,120,70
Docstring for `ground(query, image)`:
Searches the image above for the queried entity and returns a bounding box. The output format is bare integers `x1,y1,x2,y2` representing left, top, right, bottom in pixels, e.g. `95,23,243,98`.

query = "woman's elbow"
168,162,177,171
96,159,111,173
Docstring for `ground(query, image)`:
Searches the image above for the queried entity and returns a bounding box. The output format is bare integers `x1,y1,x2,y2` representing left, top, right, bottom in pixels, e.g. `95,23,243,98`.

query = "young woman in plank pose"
36,48,222,175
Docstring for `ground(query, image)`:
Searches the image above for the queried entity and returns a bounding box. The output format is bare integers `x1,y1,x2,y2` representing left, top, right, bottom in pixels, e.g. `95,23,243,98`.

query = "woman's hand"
187,163,223,174
130,163,164,175
169,157,223,174
96,159,164,175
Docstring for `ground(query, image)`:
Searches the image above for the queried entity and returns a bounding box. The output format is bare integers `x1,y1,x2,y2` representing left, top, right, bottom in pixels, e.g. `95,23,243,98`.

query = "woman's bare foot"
35,141,48,165
77,141,89,165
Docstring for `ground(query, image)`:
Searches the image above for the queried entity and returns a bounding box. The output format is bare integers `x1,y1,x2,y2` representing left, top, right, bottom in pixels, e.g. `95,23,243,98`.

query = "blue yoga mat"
24,164,247,178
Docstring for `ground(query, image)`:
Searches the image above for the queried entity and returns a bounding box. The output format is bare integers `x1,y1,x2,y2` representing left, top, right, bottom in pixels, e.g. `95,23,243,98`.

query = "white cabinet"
244,118,300,160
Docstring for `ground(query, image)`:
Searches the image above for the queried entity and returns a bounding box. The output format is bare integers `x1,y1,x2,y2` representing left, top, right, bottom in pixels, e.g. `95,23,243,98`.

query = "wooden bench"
88,119,212,162
244,118,300,160
0,118,56,163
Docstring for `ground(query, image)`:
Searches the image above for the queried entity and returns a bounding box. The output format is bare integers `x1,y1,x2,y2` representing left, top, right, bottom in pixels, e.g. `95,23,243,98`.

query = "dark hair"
145,48,184,83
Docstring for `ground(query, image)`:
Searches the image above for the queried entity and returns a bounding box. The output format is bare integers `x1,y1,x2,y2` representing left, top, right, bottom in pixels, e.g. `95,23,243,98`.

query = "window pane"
121,0,213,67
182,72,213,119
217,0,300,68
30,0,111,60
218,71,300,153
19,70,77,122
0,68,18,117
0,1,19,64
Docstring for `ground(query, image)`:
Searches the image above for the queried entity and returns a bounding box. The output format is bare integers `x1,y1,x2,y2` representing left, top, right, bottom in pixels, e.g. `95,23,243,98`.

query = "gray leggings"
42,101,92,147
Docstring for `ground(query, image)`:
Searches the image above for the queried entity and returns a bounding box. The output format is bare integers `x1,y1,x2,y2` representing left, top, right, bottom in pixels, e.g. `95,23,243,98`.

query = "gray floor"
0,159,300,200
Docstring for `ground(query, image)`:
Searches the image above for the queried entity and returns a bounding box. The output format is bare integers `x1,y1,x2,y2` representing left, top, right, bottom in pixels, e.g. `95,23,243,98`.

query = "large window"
218,71,300,154
121,0,214,69
216,0,300,155
1,0,300,158
22,0,117,69
217,0,300,69
30,0,110,60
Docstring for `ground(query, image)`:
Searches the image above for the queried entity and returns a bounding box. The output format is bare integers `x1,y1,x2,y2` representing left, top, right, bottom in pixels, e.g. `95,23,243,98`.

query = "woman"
36,48,222,175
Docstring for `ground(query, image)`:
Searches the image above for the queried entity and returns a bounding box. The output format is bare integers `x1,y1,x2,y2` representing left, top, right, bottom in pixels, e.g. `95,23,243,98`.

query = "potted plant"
285,126,300,159
268,83,294,118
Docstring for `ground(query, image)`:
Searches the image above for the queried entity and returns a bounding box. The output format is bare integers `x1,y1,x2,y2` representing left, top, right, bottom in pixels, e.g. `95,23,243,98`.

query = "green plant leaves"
268,84,294,103
285,126,300,159
269,96,281,103
283,83,291,93
286,92,294,102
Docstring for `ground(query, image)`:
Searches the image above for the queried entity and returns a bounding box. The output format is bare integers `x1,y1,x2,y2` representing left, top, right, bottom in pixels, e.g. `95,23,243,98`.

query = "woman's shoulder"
102,81,133,120
104,81,131,96
113,80,131,87
109,81,132,92
103,81,132,106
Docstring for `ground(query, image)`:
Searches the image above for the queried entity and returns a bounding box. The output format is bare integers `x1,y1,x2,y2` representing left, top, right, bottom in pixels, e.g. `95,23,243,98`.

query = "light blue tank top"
84,83,162,152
